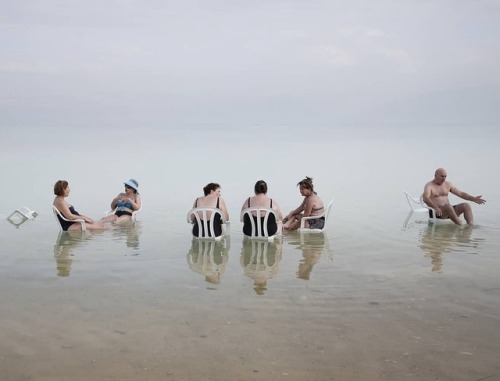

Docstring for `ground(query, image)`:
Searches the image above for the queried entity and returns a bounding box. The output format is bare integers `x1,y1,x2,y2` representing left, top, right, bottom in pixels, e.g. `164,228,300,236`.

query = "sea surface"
1,124,499,380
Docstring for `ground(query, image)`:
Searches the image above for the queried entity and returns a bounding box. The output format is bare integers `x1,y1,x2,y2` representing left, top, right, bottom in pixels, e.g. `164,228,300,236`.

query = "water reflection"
186,238,230,285
288,233,331,280
419,223,484,272
240,238,283,295
53,231,88,277
110,222,142,254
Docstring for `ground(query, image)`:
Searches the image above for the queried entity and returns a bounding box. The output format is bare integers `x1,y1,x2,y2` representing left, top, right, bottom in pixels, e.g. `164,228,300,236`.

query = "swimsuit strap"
195,198,199,207
247,197,251,208
216,197,220,209
270,198,273,208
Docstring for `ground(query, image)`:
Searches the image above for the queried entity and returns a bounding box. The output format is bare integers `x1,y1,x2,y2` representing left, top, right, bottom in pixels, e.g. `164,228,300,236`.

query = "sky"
1,0,500,128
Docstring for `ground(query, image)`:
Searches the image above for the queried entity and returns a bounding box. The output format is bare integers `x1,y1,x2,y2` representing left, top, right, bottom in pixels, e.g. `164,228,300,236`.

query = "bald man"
423,168,486,225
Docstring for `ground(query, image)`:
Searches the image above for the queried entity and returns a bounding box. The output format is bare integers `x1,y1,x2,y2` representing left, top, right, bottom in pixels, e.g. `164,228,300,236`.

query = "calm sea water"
1,124,499,380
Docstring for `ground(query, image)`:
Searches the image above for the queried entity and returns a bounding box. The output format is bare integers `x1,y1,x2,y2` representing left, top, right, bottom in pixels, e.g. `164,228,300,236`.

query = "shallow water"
1,124,500,380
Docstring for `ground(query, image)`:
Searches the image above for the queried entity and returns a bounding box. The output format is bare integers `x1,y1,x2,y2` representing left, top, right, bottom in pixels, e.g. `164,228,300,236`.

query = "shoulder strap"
195,198,199,207
270,198,273,207
216,197,220,208
247,197,251,208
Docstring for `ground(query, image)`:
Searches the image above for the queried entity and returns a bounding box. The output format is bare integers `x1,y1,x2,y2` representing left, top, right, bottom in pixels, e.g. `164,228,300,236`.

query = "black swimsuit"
242,198,278,237
192,197,223,237
57,206,81,231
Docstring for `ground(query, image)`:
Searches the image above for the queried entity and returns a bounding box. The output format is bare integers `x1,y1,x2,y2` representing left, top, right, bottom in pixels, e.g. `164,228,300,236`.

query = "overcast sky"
1,0,499,127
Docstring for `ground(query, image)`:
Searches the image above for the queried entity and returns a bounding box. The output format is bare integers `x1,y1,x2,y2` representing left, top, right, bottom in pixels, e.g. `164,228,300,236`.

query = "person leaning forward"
423,168,486,225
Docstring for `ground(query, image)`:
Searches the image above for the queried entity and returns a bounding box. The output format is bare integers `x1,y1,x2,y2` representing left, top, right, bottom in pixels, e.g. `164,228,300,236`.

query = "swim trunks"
307,216,325,229
429,204,457,219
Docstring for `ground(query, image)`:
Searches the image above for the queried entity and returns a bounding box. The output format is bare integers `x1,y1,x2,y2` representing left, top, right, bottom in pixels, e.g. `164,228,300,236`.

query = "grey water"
1,124,499,381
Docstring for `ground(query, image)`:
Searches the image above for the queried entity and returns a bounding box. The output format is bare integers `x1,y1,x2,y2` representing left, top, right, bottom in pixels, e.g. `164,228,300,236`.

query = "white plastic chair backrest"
240,207,279,240
403,191,429,213
402,191,447,222
299,200,333,232
52,205,86,231
187,207,226,240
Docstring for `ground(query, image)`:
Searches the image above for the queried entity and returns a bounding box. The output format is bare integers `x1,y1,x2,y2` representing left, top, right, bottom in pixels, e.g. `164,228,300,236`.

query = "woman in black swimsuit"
241,180,283,237
52,180,107,231
190,182,229,238
283,176,325,231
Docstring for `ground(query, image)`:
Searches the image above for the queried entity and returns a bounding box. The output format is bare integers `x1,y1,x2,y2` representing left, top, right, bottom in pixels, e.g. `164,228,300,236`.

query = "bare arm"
422,184,436,209
55,199,93,223
303,197,314,217
219,198,229,221
450,187,486,204
288,198,306,217
110,193,124,209
273,200,283,220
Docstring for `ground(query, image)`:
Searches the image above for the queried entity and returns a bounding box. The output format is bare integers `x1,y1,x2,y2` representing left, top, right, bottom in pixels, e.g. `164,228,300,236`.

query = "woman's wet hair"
54,180,69,196
297,176,315,193
203,183,220,196
254,180,268,194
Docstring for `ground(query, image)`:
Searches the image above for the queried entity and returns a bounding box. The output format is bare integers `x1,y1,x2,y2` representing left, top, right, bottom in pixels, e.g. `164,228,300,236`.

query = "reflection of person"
53,180,107,231
423,168,486,225
53,231,88,276
294,233,326,280
419,223,477,272
102,179,142,224
186,239,230,284
111,222,142,251
190,183,229,238
241,180,283,237
283,176,325,231
240,238,283,295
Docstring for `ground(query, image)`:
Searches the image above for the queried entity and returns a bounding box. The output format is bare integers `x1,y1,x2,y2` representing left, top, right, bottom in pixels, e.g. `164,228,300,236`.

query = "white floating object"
7,207,38,227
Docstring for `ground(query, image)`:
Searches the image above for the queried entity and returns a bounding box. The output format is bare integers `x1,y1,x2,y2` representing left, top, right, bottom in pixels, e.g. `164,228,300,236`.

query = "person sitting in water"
283,176,325,231
190,183,229,238
102,179,142,224
241,180,283,237
423,168,486,225
53,180,107,231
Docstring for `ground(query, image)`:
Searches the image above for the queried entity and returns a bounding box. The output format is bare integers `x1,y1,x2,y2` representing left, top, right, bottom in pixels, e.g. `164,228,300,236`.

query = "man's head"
434,168,448,185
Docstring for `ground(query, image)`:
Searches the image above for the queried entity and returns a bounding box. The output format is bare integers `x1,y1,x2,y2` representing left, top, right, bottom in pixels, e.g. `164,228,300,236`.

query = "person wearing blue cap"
102,179,142,223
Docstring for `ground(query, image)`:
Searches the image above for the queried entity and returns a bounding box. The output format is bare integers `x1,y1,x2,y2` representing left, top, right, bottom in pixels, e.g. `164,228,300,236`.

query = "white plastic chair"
6,206,38,227
402,191,444,222
240,207,281,241
52,205,86,231
298,200,334,233
187,207,227,241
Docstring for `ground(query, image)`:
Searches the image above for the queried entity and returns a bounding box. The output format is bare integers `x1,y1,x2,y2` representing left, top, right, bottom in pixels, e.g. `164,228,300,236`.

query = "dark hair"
203,183,220,196
297,176,315,193
254,180,268,194
54,180,69,196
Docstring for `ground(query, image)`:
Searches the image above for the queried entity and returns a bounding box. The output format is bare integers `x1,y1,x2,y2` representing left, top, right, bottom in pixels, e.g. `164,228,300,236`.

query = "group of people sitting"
52,178,142,231
189,176,326,238
52,176,326,236
52,167,486,235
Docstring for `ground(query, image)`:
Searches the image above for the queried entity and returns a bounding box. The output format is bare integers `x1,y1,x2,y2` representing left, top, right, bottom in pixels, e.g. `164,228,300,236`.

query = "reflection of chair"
52,205,86,231
240,238,282,295
186,239,229,284
187,207,227,240
298,200,334,233
240,207,281,241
